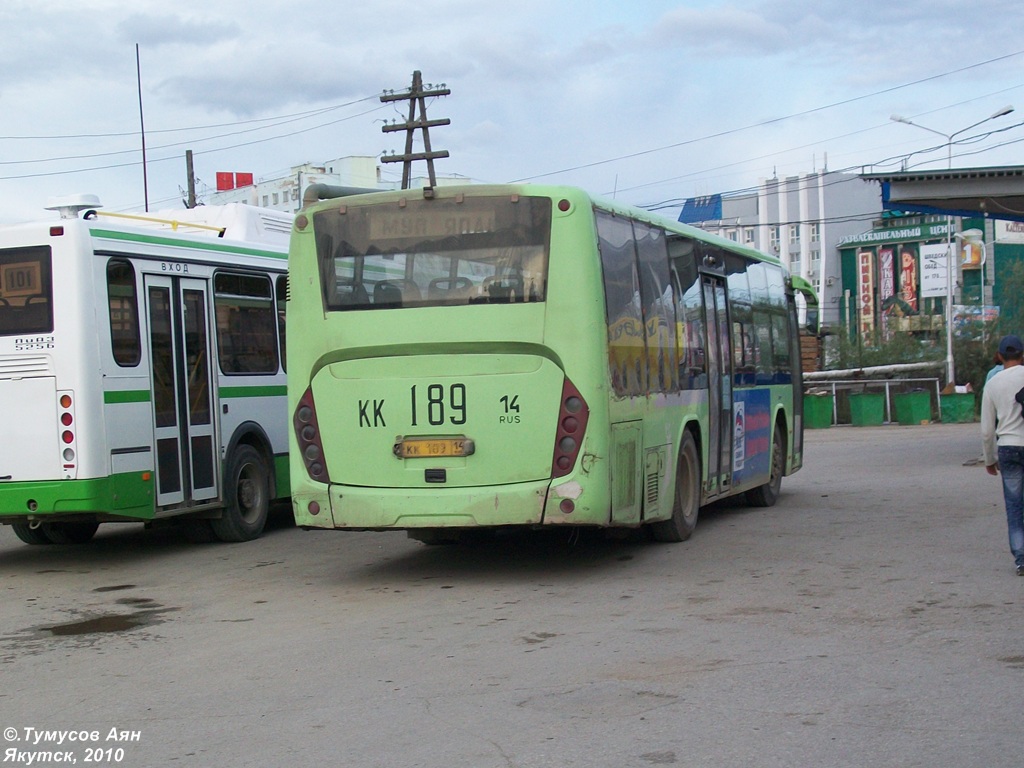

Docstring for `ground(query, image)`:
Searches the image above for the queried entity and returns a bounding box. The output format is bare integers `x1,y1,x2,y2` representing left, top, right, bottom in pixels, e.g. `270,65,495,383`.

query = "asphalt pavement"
0,421,1020,768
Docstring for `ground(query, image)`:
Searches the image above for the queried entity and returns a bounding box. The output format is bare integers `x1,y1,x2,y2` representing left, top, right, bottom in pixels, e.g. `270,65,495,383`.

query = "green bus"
287,184,817,543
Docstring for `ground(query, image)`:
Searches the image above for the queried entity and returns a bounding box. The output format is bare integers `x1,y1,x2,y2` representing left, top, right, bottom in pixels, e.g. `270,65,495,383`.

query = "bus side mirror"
805,307,819,334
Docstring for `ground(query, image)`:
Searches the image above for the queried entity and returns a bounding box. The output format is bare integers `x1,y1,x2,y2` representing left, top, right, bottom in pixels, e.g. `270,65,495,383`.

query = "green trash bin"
803,393,833,429
940,392,976,423
892,391,931,425
849,392,884,426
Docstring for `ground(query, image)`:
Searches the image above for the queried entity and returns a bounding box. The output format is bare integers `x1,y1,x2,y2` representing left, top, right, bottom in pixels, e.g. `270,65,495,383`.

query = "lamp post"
890,105,1015,168
889,106,1015,386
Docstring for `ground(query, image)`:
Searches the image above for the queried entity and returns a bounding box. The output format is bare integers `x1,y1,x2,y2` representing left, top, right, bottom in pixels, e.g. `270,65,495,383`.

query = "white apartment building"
677,171,881,328
206,155,467,214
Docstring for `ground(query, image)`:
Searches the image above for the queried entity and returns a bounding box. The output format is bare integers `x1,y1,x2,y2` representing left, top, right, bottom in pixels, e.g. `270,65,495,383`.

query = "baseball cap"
999,334,1024,356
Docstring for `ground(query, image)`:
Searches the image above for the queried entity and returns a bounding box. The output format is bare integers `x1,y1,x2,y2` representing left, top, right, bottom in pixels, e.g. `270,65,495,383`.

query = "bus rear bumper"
0,474,154,523
296,480,558,530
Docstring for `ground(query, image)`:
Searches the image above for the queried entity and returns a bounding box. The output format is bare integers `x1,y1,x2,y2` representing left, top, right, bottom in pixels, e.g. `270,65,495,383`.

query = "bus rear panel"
289,188,613,533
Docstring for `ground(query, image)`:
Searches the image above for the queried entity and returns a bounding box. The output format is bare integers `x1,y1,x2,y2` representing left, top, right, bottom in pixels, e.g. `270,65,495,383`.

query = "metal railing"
805,377,942,425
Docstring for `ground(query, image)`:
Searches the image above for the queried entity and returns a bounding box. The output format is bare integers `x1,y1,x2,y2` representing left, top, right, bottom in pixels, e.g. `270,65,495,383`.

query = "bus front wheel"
650,432,700,543
212,445,270,543
11,523,54,545
41,521,99,544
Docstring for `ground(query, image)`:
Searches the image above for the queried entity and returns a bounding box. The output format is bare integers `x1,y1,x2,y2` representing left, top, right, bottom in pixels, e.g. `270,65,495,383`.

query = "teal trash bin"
803,393,833,429
849,392,884,426
892,391,931,425
940,392,976,423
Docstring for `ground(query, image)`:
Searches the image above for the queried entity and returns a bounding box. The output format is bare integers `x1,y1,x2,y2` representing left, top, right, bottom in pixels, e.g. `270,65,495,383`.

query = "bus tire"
746,422,785,508
11,523,54,545
650,432,700,543
40,521,99,544
211,445,270,543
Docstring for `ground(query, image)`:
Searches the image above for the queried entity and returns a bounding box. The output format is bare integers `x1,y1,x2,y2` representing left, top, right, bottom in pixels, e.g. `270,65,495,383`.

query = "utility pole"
380,71,450,189
184,150,197,208
135,44,149,212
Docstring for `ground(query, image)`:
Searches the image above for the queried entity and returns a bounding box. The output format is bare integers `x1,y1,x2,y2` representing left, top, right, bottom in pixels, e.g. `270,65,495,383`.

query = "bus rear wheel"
746,423,785,508
212,445,270,543
40,521,99,544
650,432,700,543
12,523,54,545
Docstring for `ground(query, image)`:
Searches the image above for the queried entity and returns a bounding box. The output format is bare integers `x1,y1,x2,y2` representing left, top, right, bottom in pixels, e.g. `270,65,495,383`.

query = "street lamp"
889,105,1015,386
890,105,1015,168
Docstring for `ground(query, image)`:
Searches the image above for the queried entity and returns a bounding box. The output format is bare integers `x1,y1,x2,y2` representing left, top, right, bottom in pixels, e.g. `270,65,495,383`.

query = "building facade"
206,156,467,213
839,216,1024,342
677,171,880,328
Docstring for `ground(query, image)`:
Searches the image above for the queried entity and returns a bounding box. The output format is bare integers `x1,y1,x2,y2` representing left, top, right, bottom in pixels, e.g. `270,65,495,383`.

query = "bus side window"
727,259,755,387
106,259,141,367
634,222,677,394
669,237,705,391
597,211,644,397
771,312,792,383
214,272,278,375
276,274,287,373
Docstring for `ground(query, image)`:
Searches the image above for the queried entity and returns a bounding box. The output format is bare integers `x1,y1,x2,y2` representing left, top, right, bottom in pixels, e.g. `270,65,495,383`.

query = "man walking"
981,334,1024,576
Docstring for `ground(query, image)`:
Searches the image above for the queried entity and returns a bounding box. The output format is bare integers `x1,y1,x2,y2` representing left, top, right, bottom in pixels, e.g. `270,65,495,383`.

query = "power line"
0,96,380,141
510,49,1024,184
0,103,389,167
618,84,1024,201
639,119,1024,215
0,104,389,181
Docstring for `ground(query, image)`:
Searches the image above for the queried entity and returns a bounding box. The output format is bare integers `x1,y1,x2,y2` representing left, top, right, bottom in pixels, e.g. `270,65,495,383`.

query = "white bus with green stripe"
0,194,291,545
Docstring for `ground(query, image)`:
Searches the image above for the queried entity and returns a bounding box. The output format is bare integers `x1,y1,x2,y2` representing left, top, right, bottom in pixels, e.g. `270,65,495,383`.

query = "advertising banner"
879,247,895,306
920,243,949,299
960,241,982,269
898,246,918,310
857,249,875,339
996,220,1024,244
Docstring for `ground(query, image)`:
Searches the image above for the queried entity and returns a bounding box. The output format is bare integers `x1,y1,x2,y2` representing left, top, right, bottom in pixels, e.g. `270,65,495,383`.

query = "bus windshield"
312,194,551,310
0,245,53,336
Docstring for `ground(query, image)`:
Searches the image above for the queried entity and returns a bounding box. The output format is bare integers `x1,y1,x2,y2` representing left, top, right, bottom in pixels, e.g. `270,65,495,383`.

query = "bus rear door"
145,275,218,509
703,274,733,498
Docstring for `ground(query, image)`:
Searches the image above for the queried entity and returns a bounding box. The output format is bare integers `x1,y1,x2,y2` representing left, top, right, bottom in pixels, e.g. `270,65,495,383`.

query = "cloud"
649,5,791,55
116,13,240,47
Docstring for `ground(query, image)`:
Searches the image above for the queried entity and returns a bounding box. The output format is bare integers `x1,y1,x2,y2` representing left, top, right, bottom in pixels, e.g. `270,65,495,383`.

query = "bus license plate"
394,437,475,459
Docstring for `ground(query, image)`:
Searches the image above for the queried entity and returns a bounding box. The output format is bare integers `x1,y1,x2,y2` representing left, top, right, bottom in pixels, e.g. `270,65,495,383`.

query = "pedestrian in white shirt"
980,333,1024,576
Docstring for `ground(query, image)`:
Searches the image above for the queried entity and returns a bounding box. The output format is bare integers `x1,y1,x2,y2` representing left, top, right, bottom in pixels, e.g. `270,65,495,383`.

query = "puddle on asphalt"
92,584,137,593
43,614,152,636
38,599,173,638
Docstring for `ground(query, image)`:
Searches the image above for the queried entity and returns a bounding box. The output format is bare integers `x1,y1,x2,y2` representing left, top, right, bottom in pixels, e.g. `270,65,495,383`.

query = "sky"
1,0,1022,225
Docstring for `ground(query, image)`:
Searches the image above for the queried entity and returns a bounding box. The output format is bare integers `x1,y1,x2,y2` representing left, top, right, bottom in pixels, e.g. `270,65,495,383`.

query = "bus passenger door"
145,276,218,509
703,276,732,497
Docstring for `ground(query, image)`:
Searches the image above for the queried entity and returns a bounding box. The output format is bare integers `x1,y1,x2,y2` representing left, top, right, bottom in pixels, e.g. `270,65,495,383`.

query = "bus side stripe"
219,385,287,399
104,390,151,404
90,228,287,260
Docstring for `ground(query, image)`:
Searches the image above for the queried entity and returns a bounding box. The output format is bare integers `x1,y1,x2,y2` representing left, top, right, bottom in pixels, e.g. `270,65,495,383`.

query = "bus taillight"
551,378,589,478
57,390,77,476
294,386,330,483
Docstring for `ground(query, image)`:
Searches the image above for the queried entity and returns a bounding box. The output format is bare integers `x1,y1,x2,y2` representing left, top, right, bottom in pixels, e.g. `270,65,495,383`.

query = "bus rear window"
0,246,53,336
313,195,551,311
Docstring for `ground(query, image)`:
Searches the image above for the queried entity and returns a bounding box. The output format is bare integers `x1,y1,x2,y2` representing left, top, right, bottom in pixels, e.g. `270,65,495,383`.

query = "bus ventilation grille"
646,472,659,507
